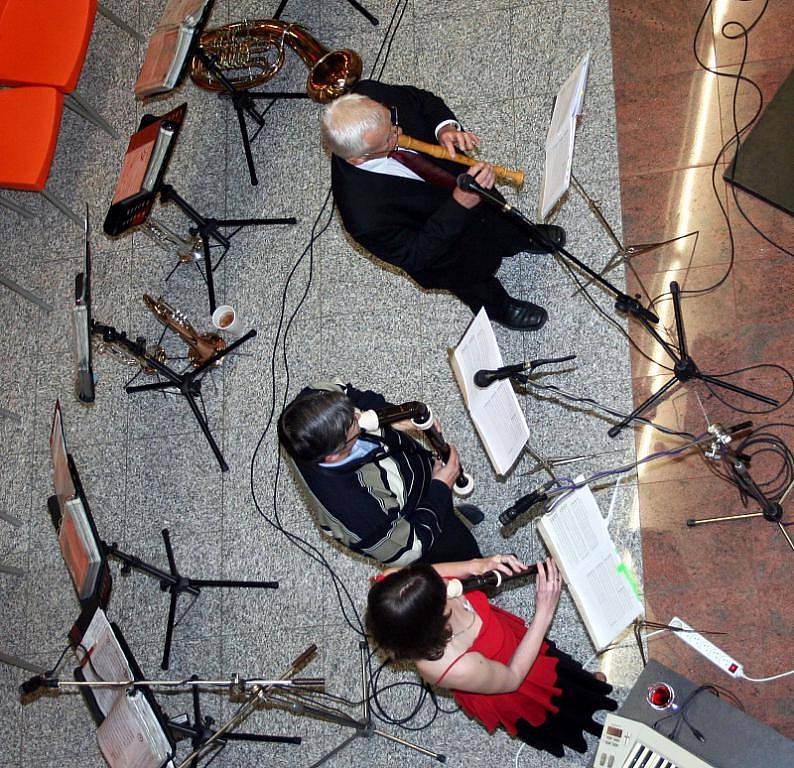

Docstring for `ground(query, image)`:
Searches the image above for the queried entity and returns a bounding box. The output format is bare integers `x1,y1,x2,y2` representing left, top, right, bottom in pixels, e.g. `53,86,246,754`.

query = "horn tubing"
396,134,524,188
360,401,473,493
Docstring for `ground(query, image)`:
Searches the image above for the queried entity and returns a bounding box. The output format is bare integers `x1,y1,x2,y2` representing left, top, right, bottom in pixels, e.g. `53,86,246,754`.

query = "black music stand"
104,105,296,313
105,528,278,671
92,320,250,472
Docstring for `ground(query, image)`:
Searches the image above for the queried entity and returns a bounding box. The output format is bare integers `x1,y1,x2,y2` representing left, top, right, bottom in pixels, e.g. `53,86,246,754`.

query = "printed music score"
450,308,529,475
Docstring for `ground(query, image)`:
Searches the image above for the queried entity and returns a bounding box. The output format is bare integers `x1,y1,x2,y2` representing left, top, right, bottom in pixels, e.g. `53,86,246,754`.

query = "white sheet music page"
538,483,642,650
539,51,591,219
450,309,529,475
74,608,134,718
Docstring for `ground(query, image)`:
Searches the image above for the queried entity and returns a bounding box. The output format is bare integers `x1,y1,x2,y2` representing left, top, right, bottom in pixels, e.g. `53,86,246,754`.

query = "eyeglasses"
361,105,400,158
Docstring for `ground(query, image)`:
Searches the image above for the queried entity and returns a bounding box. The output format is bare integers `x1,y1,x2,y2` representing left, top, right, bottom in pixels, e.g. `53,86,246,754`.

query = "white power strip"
669,616,744,678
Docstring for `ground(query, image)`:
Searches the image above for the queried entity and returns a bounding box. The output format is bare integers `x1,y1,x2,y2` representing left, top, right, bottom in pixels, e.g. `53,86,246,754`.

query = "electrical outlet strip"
669,617,744,678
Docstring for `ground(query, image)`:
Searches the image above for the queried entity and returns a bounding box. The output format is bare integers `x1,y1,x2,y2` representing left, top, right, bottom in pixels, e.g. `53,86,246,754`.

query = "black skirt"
514,640,618,757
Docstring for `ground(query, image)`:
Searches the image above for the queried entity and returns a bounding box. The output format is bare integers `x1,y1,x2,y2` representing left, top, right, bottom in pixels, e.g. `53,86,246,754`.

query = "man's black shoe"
456,504,485,526
524,224,566,254
492,298,548,331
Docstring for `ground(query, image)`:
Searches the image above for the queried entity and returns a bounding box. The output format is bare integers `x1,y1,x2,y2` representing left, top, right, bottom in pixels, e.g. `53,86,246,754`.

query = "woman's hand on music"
437,125,481,159
476,554,529,577
452,162,496,209
534,558,562,625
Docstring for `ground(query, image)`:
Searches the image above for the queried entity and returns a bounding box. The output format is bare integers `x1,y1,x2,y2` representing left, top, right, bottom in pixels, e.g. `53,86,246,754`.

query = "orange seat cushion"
0,86,64,191
0,0,97,92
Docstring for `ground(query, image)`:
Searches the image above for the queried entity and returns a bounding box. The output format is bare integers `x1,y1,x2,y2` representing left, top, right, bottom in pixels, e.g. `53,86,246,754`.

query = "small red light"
729,663,738,673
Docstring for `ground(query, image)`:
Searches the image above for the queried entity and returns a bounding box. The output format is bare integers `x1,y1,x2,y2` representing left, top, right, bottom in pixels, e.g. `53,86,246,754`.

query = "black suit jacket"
331,81,526,291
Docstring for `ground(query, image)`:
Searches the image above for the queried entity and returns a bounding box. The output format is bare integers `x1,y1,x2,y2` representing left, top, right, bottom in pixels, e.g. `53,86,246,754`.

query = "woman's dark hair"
366,564,452,661
278,390,355,464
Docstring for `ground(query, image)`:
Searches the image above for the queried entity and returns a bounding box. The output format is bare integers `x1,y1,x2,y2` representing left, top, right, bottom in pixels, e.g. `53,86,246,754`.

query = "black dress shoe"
524,224,566,254
492,298,548,331
456,504,485,525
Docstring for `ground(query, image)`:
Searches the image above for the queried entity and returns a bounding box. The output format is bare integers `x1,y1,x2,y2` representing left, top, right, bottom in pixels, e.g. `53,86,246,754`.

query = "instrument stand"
193,48,309,187
687,436,794,552
104,528,279,670
169,683,300,765
274,0,379,26
270,642,444,767
158,182,296,312
93,321,254,471
569,174,692,293
604,281,777,438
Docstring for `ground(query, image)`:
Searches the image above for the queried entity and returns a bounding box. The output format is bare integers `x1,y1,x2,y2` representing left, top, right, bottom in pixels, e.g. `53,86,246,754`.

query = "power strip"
669,617,744,678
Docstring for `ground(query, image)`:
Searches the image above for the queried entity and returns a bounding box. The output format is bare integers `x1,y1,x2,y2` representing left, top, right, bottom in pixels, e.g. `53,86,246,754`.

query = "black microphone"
19,674,56,696
499,480,556,525
475,355,577,388
456,173,512,211
474,362,527,388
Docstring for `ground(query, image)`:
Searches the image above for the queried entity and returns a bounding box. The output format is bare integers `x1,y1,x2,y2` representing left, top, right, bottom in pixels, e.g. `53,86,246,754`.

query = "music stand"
539,53,676,288
48,401,113,609
92,320,250,472
104,104,296,313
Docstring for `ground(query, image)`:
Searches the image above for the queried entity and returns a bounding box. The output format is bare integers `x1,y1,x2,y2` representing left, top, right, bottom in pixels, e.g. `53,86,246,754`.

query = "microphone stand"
458,177,779,436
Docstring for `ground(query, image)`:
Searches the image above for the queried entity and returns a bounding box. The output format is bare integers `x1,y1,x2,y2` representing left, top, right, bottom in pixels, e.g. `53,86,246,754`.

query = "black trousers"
419,506,482,564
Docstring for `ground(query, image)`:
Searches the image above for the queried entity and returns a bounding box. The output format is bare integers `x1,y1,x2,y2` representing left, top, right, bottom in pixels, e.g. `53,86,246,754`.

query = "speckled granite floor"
0,1,646,766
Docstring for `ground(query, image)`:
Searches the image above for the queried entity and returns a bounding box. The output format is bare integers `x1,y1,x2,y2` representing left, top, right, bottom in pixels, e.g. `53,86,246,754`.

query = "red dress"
436,590,616,756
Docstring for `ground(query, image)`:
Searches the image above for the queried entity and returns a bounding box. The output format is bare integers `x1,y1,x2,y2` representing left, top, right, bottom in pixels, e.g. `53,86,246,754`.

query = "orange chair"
0,0,117,138
0,86,82,226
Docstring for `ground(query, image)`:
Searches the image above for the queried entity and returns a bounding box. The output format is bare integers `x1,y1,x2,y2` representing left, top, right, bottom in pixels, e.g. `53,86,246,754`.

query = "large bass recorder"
358,401,474,497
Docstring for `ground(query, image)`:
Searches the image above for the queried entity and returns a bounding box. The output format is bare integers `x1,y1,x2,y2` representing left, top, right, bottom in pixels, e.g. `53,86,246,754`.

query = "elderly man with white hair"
321,80,565,331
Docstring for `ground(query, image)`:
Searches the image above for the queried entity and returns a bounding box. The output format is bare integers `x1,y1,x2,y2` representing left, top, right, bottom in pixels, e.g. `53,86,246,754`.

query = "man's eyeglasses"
361,105,400,159
388,105,399,127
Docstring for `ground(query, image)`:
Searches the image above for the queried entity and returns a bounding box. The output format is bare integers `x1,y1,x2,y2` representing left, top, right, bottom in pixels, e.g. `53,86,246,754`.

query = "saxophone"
143,295,226,368
190,20,362,103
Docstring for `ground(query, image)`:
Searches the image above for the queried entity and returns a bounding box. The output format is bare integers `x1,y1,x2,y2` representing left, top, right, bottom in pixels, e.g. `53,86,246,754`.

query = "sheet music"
539,51,591,219
74,608,134,718
450,309,529,475
59,497,101,600
538,483,642,649
96,690,172,768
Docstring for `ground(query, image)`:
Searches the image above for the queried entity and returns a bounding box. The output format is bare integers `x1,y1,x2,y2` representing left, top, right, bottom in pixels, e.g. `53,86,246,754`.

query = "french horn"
190,20,362,103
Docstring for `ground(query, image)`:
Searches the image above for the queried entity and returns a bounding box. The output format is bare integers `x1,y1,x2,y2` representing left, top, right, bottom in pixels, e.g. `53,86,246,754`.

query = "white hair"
321,94,389,159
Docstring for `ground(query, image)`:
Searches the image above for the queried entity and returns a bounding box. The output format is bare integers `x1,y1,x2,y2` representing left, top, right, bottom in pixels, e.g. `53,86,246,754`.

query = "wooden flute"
396,134,525,188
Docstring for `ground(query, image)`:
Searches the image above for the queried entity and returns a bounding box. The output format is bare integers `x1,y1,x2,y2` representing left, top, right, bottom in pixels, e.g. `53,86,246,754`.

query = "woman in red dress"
366,555,617,757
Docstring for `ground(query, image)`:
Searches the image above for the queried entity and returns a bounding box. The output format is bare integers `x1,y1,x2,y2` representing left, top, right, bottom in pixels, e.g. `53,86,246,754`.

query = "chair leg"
40,189,83,228
65,92,118,140
0,195,35,218
0,273,52,311
97,2,145,42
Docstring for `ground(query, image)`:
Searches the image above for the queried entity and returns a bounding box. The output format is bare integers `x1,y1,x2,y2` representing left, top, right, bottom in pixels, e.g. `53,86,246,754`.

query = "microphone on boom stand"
474,355,577,388
498,480,557,526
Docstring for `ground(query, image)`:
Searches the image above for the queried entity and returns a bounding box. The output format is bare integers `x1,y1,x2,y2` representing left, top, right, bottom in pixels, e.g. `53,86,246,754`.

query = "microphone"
475,355,577,388
474,362,527,388
456,173,512,211
499,480,556,526
19,674,57,696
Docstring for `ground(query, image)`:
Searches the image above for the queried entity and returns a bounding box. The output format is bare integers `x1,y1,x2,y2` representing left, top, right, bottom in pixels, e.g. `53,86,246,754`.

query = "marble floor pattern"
0,0,788,766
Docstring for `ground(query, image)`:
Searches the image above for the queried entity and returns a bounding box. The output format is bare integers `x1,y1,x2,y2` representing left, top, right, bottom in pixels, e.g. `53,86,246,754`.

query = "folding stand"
569,173,695,293
687,427,794,552
267,641,444,767
605,281,778,437
158,181,296,313
105,528,279,670
169,684,301,767
93,320,253,471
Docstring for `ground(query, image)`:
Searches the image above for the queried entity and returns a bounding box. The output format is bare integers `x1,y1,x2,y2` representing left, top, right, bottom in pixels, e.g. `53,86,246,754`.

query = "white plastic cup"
211,305,240,334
